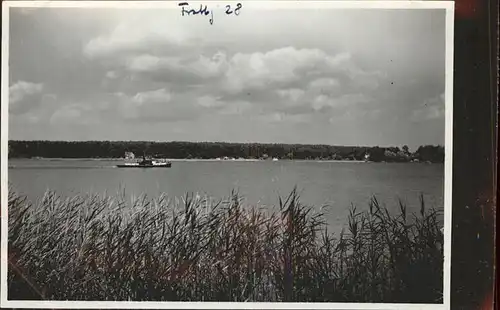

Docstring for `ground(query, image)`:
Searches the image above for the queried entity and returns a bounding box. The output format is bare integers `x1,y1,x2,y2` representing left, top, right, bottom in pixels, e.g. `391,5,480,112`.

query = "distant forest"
8,141,445,163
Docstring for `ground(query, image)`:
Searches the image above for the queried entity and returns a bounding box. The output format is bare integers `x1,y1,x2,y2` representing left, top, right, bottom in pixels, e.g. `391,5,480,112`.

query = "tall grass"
7,188,444,302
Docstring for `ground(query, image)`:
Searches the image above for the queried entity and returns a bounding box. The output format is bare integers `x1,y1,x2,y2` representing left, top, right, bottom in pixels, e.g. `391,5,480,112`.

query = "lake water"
8,159,444,232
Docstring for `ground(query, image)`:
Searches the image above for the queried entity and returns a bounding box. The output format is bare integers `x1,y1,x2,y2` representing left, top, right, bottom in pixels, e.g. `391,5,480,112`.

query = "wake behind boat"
117,152,171,168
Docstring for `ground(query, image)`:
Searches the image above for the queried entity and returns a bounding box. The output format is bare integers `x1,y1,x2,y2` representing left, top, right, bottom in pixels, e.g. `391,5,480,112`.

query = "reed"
7,188,444,302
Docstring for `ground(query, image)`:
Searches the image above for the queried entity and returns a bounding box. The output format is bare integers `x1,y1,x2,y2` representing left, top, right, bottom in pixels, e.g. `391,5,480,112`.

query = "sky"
8,6,447,150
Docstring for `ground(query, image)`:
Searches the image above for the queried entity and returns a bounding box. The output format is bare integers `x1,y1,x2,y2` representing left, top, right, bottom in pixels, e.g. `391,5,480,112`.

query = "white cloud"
109,89,202,123
9,81,43,104
131,88,172,105
76,11,414,141
222,48,352,93
309,78,340,90
50,104,87,125
83,17,195,59
109,44,378,120
312,93,370,112
190,53,228,79
9,81,44,115
127,54,176,72
112,89,173,121
257,112,312,124
102,44,377,97
312,95,331,111
126,53,227,81
81,30,387,130
276,88,305,102
106,71,118,79
83,20,385,122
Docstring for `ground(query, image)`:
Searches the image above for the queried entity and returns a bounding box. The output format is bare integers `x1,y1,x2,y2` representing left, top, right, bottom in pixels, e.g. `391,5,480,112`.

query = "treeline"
8,140,445,163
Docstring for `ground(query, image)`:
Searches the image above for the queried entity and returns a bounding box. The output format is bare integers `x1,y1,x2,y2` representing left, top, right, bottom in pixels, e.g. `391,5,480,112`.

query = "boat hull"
116,163,171,168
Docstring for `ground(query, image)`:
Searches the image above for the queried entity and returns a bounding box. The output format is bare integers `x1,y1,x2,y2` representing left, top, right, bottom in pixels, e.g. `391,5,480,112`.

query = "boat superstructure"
117,153,172,168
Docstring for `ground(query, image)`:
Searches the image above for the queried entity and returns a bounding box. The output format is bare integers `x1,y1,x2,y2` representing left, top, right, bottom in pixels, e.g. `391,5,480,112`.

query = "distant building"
125,152,135,159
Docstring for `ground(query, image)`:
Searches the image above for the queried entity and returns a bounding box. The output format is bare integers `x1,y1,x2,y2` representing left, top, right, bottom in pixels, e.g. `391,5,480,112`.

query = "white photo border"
0,1,454,309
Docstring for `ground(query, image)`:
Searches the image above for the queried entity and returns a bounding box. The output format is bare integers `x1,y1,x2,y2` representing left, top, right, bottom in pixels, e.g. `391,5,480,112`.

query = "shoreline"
7,157,441,164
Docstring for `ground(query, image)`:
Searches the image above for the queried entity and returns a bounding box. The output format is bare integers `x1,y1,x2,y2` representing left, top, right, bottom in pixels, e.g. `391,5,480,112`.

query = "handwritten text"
178,2,242,25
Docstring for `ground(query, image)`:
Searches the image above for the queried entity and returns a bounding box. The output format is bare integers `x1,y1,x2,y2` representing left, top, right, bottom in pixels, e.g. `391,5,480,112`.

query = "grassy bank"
8,188,444,302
